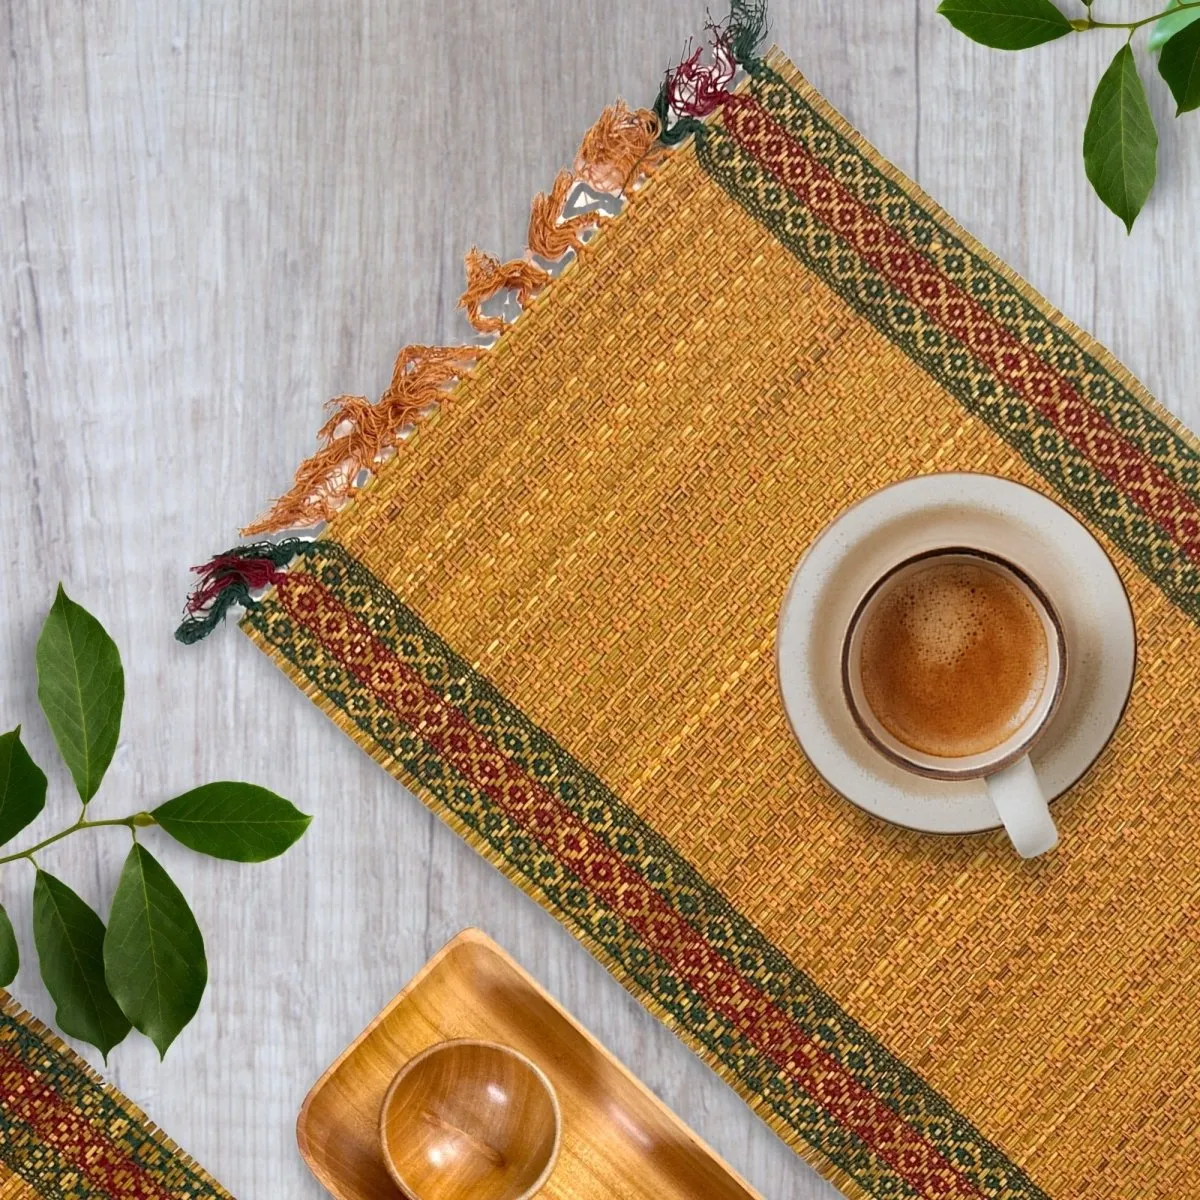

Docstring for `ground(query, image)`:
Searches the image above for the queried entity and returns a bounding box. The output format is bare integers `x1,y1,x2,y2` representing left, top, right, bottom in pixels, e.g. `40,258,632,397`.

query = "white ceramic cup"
840,547,1066,858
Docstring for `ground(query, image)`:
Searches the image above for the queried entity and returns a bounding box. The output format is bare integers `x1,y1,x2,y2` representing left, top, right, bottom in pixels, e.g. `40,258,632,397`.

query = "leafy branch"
0,815,144,867
937,0,1200,228
0,587,311,1057
1073,0,1200,31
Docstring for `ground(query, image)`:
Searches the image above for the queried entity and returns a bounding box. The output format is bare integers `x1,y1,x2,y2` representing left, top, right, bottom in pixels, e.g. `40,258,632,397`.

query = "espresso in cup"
857,558,1050,760
842,547,1066,792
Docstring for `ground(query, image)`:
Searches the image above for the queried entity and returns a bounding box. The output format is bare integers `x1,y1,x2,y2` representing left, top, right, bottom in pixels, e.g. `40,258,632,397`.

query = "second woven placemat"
0,992,232,1199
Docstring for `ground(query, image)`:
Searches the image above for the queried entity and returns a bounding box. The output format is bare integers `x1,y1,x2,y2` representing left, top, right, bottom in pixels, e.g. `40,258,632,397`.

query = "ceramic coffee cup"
840,546,1066,857
776,474,1136,851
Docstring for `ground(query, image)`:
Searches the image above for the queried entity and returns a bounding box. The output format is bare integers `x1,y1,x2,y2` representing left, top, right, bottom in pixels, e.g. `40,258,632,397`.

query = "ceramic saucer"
776,474,1136,835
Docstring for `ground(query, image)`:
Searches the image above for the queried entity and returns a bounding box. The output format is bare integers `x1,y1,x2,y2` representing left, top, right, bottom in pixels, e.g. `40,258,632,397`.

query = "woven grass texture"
245,52,1200,1200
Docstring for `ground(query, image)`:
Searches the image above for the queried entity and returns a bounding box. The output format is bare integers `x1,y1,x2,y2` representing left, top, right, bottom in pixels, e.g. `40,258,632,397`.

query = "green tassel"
175,584,257,645
653,84,703,146
175,538,315,645
729,0,769,67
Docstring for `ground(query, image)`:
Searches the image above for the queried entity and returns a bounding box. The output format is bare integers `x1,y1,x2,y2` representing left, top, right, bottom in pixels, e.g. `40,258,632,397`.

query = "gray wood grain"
1,3,1195,1197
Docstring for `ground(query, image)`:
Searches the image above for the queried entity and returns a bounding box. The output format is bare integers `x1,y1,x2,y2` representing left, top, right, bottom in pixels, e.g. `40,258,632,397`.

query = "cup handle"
985,756,1059,859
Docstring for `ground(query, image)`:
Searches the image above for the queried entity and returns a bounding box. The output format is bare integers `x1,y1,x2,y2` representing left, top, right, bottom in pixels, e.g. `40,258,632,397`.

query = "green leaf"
33,871,131,1057
104,845,206,1056
1083,45,1158,233
937,0,1072,50
1159,18,1200,113
152,782,312,862
0,726,47,847
0,903,17,987
1149,0,1200,52
35,586,124,804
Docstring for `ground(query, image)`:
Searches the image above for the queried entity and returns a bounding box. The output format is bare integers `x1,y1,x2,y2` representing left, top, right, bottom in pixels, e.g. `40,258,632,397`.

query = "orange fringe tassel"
241,344,480,535
461,102,665,333
574,100,665,195
527,169,595,260
459,248,553,335
243,99,671,536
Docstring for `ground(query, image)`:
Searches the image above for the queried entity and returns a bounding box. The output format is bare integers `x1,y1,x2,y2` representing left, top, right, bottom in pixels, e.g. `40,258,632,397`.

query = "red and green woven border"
0,994,231,1199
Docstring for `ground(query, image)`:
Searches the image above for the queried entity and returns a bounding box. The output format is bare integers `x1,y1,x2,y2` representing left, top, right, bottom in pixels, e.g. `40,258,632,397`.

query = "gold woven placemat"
231,43,1200,1200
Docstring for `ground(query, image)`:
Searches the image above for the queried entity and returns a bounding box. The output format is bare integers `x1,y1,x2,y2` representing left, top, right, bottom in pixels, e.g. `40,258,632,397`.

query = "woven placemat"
216,38,1199,1200
0,992,232,1199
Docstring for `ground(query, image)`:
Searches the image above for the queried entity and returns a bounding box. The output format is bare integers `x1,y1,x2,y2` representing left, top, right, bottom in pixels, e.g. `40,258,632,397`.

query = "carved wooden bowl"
379,1039,561,1200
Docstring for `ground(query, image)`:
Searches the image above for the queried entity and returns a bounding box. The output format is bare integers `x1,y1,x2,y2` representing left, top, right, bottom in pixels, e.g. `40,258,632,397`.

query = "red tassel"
665,28,736,119
184,555,287,615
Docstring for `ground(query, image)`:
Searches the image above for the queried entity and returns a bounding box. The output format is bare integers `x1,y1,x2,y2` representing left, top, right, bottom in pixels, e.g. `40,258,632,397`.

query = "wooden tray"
297,929,763,1200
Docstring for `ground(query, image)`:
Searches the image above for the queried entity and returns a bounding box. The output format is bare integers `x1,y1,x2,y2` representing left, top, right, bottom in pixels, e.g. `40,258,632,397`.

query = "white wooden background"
2,3,1196,1197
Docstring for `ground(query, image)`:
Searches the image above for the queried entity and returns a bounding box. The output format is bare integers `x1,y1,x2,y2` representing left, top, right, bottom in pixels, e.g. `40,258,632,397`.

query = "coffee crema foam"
858,560,1049,759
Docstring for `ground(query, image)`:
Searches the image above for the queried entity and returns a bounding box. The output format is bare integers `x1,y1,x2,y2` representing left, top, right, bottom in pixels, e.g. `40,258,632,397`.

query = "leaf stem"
0,816,140,867
1079,1,1200,32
